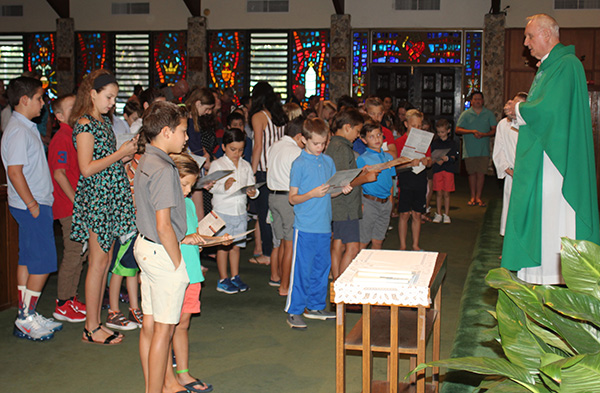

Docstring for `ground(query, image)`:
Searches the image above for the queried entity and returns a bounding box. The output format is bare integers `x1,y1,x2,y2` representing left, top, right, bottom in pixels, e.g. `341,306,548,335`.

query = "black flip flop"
184,379,214,393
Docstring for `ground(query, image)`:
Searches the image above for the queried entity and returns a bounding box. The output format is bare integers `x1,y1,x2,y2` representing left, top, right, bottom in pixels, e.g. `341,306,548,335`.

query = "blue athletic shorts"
9,205,57,274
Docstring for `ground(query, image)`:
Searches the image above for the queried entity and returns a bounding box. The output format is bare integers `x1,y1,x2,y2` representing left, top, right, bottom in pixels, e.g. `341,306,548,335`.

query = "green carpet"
440,199,504,393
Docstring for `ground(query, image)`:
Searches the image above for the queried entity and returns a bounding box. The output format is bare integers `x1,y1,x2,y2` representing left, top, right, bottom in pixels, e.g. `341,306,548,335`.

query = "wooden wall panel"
560,29,595,72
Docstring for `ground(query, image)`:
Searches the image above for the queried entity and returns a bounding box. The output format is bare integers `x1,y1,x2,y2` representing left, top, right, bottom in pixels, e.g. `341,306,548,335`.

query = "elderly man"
161,79,189,102
502,14,599,284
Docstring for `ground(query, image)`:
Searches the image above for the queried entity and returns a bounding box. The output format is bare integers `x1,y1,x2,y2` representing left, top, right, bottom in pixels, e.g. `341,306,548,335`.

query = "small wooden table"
335,253,447,393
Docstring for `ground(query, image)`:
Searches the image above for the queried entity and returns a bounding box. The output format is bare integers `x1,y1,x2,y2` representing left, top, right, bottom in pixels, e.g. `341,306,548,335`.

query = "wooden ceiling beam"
332,0,344,15
183,0,202,17
46,0,69,18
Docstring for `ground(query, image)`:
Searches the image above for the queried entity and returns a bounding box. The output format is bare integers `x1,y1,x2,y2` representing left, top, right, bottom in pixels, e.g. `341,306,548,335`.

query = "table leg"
389,306,399,393
336,303,346,393
433,288,442,392
417,307,426,393
363,304,372,393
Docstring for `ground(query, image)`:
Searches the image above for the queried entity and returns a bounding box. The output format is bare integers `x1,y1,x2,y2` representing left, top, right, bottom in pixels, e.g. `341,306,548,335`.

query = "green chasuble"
502,43,600,271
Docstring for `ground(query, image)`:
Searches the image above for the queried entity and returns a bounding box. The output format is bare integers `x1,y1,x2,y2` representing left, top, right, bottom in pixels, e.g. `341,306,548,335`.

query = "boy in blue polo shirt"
285,118,352,330
1,76,61,341
357,121,395,250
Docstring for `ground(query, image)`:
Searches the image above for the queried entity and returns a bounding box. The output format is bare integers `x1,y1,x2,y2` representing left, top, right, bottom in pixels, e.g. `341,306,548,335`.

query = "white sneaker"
443,214,451,224
432,213,442,223
14,314,54,341
33,312,63,332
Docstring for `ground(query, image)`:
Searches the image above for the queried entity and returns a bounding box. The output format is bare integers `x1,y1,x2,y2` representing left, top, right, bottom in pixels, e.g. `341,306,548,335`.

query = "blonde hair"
283,102,303,121
170,152,200,179
405,109,423,122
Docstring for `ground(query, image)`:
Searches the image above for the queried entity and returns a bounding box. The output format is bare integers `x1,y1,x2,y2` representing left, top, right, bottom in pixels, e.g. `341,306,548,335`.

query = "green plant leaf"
486,269,555,331
560,238,600,299
496,291,553,371
539,351,600,392
408,357,536,385
479,377,534,392
486,269,600,353
544,285,600,328
525,317,574,356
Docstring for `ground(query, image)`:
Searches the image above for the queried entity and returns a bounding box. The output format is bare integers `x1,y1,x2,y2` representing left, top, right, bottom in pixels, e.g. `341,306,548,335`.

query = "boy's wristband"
26,200,37,207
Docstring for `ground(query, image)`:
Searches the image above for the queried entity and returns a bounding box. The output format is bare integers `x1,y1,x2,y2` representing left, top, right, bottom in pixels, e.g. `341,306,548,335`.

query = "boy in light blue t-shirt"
284,118,352,330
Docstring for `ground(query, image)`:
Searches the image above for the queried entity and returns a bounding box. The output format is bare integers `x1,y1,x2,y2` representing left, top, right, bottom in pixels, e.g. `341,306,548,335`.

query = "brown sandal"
82,324,122,345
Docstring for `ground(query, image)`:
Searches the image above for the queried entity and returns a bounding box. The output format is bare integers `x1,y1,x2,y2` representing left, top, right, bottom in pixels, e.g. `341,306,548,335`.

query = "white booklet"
201,229,255,247
325,168,362,194
116,133,136,149
189,153,207,170
196,170,234,188
400,128,434,174
197,211,226,236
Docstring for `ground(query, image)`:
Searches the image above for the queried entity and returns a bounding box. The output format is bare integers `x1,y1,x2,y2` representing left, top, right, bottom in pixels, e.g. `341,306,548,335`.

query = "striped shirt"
257,110,285,172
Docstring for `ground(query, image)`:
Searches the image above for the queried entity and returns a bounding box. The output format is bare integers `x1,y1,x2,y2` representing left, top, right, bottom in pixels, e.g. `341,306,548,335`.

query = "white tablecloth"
333,250,438,306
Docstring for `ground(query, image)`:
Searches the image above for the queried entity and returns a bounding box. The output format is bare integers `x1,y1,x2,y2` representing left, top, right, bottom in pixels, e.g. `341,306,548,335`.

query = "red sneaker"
52,299,86,323
72,296,86,315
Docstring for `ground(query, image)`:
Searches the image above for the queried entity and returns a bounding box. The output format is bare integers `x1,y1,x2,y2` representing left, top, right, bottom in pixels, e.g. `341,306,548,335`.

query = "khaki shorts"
464,156,488,175
134,235,189,324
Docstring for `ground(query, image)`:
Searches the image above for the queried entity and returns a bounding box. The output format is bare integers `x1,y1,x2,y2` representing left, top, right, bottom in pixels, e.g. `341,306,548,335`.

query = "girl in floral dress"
70,69,138,345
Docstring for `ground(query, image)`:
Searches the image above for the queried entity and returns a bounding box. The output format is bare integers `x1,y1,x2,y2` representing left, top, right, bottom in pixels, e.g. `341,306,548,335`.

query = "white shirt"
208,154,259,216
492,118,518,180
266,135,302,191
129,118,143,135
112,115,131,135
1,111,53,209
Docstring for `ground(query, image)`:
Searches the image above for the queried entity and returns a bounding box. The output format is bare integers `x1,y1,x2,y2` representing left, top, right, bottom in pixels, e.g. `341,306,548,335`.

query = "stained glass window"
352,31,369,98
0,35,24,86
371,31,461,65
76,32,111,87
464,31,483,109
26,33,57,99
290,30,329,103
209,31,247,105
153,32,186,88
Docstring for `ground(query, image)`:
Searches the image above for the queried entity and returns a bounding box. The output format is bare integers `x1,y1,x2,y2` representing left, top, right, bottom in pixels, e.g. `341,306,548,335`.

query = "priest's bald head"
524,14,560,60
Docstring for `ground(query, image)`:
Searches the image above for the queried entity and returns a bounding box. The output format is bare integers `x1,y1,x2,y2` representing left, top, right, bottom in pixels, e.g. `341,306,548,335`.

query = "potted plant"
409,238,600,392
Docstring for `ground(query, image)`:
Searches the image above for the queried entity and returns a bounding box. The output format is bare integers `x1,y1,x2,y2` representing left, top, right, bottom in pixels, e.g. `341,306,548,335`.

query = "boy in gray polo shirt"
133,101,190,393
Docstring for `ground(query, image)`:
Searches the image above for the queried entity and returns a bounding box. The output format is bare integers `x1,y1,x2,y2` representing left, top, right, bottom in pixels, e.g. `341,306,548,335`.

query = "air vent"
112,2,150,15
1,5,23,16
247,0,289,13
555,0,600,9
394,0,440,10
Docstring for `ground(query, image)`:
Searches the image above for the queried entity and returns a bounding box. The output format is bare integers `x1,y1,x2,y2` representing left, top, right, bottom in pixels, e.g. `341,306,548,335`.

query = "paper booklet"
116,133,136,149
237,182,266,194
197,211,226,236
400,128,434,174
368,156,413,172
201,229,255,247
195,169,234,188
431,148,451,162
325,168,362,194
189,153,207,170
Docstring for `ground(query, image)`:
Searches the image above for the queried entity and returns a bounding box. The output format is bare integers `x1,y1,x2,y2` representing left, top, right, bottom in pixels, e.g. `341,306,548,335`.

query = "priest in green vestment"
502,14,600,284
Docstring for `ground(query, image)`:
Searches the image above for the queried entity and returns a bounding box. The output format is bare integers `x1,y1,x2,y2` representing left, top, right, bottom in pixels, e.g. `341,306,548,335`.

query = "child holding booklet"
209,128,259,294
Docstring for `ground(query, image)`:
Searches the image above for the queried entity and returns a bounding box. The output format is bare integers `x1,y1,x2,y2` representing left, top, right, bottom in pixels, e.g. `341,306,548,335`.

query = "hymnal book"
400,128,434,174
116,133,136,149
189,153,207,169
201,229,255,247
325,168,362,194
431,148,451,162
195,170,234,188
197,211,225,236
237,182,265,193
